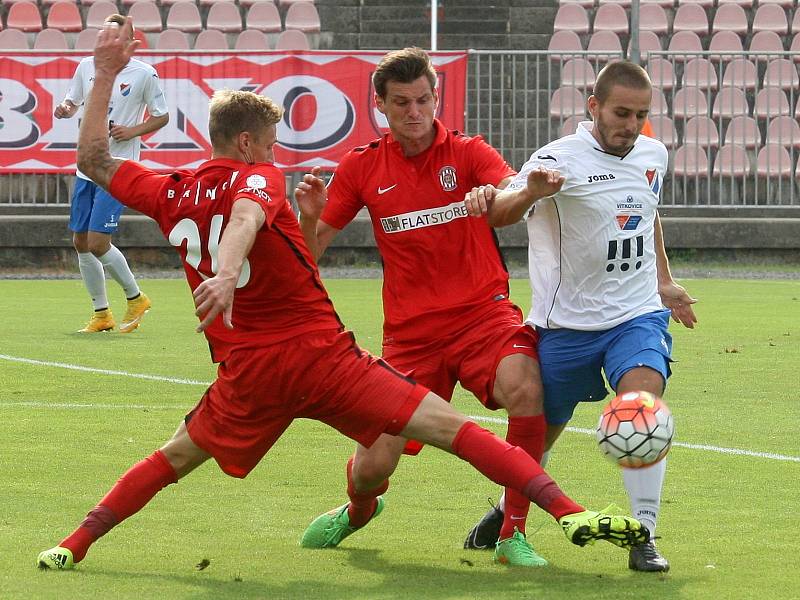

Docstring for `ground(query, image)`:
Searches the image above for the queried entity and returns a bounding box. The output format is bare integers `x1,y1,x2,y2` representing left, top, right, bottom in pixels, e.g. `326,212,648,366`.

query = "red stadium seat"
586,30,622,62
673,144,711,178
646,58,676,91
194,29,229,49
548,30,583,58
553,5,590,34
668,31,704,61
74,27,99,50
155,28,190,49
246,2,282,33
756,144,793,178
711,4,748,35
791,33,800,58
235,28,270,50
724,116,760,148
672,4,709,36
274,29,310,50
792,10,800,36
284,1,320,33
34,27,69,48
683,116,720,148
682,57,718,90
6,2,43,32
762,58,799,90
766,116,800,147
549,86,586,118
713,144,751,177
639,4,668,35
0,28,29,48
560,115,583,137
712,87,749,119
754,87,791,120
722,58,758,90
166,2,203,33
47,1,83,32
85,1,118,30
708,31,743,62
593,3,628,34
752,4,789,35
206,2,243,32
630,31,662,63
748,31,785,57
650,116,679,149
649,87,669,117
673,86,710,119
127,1,163,33
560,58,596,88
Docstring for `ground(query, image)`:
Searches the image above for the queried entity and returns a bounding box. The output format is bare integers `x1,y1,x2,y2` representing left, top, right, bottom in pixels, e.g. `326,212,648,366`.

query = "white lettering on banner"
0,79,39,148
380,201,469,234
146,79,212,149
37,78,78,149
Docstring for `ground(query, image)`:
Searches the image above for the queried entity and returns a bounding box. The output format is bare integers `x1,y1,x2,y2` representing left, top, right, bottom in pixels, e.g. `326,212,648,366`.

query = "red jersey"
322,120,516,345
110,158,343,362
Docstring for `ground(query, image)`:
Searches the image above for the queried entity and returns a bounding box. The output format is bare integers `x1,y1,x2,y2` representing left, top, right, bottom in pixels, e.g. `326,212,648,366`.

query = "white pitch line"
2,353,798,464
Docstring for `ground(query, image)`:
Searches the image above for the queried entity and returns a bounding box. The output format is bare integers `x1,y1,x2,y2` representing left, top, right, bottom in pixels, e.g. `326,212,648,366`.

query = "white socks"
622,458,666,537
98,245,140,299
77,252,108,310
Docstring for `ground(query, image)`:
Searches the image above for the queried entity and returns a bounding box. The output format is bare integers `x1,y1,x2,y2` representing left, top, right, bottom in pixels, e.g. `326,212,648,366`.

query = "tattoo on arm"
77,139,124,190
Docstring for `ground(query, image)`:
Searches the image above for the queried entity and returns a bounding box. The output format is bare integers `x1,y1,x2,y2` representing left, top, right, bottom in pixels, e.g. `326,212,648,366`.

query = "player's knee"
497,381,544,416
87,240,111,256
351,455,396,489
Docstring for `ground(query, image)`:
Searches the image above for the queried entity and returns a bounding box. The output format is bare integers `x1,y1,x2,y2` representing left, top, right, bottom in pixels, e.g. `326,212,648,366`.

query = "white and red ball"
596,391,674,468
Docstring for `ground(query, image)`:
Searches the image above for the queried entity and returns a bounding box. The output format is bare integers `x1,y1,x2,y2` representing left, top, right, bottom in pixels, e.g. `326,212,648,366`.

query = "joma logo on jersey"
380,201,468,234
438,166,458,191
645,168,661,194
587,173,616,183
616,214,642,231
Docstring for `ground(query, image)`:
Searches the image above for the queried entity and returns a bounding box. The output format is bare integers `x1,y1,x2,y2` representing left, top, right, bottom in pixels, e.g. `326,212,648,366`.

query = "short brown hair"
208,90,283,149
372,47,437,98
105,14,134,36
593,61,651,103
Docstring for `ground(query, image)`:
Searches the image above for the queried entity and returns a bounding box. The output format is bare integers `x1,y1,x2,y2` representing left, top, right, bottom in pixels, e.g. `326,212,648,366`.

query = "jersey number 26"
168,216,251,287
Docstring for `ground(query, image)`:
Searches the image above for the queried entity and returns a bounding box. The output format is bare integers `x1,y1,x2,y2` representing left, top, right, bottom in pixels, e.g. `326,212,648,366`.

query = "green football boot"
493,528,548,567
300,496,385,549
559,505,650,549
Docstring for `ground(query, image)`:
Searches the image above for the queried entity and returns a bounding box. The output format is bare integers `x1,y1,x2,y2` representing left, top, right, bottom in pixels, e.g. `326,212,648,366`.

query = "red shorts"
185,330,428,478
382,301,539,455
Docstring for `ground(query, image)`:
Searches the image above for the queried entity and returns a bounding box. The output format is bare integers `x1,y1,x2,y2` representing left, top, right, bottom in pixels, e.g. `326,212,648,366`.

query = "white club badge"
246,174,267,189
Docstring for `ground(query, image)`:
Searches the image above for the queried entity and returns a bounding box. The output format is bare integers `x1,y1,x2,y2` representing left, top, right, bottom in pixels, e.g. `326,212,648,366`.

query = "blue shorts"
69,178,125,234
537,309,673,425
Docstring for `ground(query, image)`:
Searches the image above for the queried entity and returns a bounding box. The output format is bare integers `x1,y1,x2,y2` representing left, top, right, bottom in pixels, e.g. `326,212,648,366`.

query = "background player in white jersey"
54,14,168,333
462,61,698,572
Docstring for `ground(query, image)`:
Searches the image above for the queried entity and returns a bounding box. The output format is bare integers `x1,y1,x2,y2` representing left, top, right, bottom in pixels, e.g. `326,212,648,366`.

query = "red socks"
451,421,583,521
60,450,178,563
499,415,546,539
345,455,389,527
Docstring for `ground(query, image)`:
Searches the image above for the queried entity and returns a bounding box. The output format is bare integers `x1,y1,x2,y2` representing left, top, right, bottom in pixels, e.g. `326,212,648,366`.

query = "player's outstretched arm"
193,199,265,332
76,18,139,190
654,212,698,329
295,166,340,260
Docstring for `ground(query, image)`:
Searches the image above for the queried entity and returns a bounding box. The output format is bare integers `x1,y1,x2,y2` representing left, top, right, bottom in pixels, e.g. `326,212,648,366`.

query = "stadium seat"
712,4,748,35
756,144,793,177
748,31,784,57
0,28,29,48
762,58,799,89
85,1,118,30
630,30,662,62
724,115,761,148
560,58,596,88
549,86,586,118
683,116,720,148
74,27,99,49
752,4,789,35
713,144,751,176
6,2,43,32
672,86,710,119
194,28,229,49
166,2,203,33
791,9,800,36
127,1,163,33
672,3,709,36
155,28,190,49
791,33,800,58
47,1,83,32
673,144,711,178
593,3,628,34
722,58,758,90
560,115,583,137
754,87,791,120
284,2,320,33
649,87,669,116
274,28,310,50
708,30,744,62
206,2,243,32
668,31,704,61
646,57,676,90
548,30,583,59
683,57,718,90
33,27,69,48
553,5,590,34
246,2,282,33
649,116,679,149
712,86,749,119
586,30,622,62
234,28,270,49
767,116,800,147
639,4,668,35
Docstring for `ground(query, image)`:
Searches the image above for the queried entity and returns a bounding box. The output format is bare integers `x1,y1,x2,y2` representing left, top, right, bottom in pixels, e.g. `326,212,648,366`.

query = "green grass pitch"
0,277,798,600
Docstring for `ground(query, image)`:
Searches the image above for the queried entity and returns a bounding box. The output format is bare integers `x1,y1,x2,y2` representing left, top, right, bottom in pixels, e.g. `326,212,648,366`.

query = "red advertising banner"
0,51,467,173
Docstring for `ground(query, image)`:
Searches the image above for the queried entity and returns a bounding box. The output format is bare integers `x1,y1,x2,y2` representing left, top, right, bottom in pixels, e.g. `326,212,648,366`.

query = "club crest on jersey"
246,174,267,189
616,214,642,231
119,83,131,96
438,166,457,192
645,168,660,194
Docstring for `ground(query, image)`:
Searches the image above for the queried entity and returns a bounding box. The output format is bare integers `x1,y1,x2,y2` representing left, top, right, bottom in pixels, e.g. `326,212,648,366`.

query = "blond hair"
208,90,283,149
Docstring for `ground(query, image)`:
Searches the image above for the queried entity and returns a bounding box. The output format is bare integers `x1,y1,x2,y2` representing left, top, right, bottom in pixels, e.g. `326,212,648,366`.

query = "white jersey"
511,121,668,331
66,57,168,180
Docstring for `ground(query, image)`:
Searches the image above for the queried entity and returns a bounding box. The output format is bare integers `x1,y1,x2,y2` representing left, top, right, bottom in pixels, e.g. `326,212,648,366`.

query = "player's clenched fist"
464,184,498,217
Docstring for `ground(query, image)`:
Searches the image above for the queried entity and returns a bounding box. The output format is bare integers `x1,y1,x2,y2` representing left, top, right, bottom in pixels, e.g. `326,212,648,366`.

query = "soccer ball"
596,391,674,468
